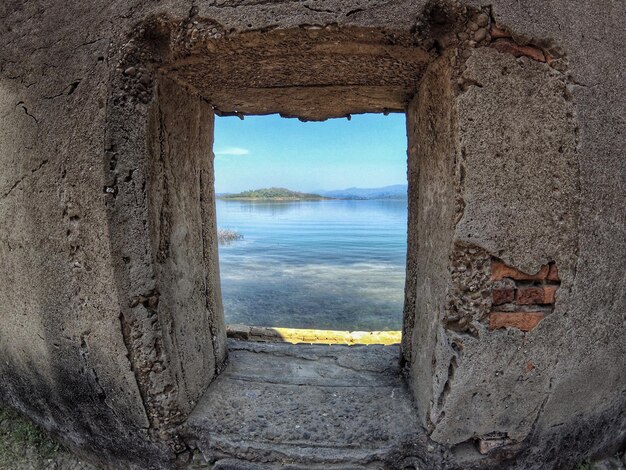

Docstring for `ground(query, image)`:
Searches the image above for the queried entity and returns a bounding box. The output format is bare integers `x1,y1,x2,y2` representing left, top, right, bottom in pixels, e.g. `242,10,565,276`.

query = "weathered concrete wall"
403,11,625,464
0,0,625,469
0,2,173,467
482,2,626,464
413,44,581,447
148,77,226,417
404,56,459,426
106,74,227,435
0,3,228,467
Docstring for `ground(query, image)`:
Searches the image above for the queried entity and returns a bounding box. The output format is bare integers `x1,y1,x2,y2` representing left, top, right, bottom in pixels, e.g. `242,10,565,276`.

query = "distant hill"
318,184,407,200
219,187,328,201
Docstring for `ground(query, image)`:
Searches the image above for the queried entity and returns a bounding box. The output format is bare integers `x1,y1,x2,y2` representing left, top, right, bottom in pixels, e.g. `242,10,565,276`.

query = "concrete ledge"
226,324,401,345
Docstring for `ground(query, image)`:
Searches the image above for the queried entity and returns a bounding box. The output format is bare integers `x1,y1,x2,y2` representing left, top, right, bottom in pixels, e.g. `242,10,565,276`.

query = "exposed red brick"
491,260,549,281
490,25,511,39
543,285,558,304
525,362,535,373
516,287,543,305
547,263,560,281
516,286,556,305
491,38,546,62
489,312,545,332
492,288,515,305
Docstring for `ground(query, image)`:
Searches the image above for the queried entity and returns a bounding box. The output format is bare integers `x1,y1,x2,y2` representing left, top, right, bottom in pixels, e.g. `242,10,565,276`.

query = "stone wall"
0,0,624,468
405,39,580,456
0,2,171,466
107,75,227,439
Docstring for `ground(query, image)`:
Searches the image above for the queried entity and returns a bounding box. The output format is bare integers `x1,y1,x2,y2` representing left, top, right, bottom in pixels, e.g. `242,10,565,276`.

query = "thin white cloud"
215,147,250,156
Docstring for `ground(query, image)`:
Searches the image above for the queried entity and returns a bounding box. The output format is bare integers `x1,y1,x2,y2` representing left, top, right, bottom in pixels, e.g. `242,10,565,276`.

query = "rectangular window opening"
214,113,408,344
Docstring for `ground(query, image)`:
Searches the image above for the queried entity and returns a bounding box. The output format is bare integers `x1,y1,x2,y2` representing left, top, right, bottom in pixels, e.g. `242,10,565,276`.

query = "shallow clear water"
216,199,407,331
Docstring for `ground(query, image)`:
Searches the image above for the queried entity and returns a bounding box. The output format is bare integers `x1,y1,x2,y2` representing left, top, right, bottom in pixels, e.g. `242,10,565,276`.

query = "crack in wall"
118,311,151,429
434,354,457,424
120,288,188,442
302,4,336,14
207,0,313,9
198,167,223,379
1,159,48,200
79,331,124,422
156,104,172,264
16,101,38,124
44,80,81,99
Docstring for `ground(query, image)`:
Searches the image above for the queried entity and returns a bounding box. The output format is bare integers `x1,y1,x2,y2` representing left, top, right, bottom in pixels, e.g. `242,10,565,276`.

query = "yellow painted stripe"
226,324,401,345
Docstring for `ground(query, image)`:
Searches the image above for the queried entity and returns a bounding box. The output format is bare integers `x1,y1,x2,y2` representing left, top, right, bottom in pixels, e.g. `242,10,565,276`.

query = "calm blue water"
216,199,407,331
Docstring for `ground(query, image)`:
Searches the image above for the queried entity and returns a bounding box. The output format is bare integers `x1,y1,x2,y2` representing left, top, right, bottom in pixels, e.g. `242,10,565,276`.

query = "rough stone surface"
402,25,625,469
185,340,444,469
104,69,228,453
162,28,433,120
404,54,459,434
427,46,582,450
0,0,625,469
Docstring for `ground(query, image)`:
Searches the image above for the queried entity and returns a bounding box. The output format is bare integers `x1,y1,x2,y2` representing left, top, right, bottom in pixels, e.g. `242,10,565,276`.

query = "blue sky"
213,113,407,193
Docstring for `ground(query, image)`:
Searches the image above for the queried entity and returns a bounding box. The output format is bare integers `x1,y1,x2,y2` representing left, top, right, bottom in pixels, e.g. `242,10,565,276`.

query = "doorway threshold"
184,340,437,468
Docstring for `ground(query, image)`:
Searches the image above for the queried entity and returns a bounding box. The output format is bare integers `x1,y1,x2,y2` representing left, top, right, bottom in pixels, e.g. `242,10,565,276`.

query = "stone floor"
2,341,624,469
185,340,440,469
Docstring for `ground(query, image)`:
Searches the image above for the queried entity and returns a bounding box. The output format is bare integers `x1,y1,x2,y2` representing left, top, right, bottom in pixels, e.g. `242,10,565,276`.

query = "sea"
216,198,407,331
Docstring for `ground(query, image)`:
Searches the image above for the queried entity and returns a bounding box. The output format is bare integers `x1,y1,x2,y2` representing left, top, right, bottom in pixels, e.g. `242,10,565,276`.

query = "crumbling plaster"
430,46,580,444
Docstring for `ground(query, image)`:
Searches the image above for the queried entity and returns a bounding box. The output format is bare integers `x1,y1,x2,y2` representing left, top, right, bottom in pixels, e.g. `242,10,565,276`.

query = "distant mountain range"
317,184,407,200
217,184,408,201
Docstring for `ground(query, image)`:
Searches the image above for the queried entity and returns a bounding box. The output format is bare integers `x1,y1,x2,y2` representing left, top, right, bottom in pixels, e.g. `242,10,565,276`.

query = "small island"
219,187,329,201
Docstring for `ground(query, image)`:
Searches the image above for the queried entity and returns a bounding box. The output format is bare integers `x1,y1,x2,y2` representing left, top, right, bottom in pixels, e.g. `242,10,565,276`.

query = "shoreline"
217,197,407,201
219,197,330,201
